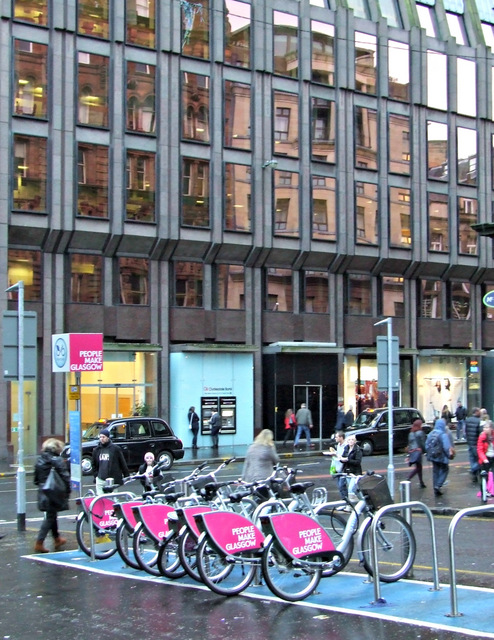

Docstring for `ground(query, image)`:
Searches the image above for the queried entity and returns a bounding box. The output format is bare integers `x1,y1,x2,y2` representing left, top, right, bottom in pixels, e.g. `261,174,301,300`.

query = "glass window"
78,52,109,127
78,0,109,39
77,143,109,218
14,0,48,25
450,281,470,320
224,80,251,150
389,114,410,175
377,0,402,27
311,21,335,86
266,268,293,312
427,51,447,111
303,271,328,313
216,264,245,309
119,258,149,305
427,121,448,180
126,150,155,222
381,277,404,316
420,280,442,318
13,134,47,212
483,282,494,321
491,135,494,187
346,0,369,19
182,158,210,227
355,182,378,245
7,249,41,301
482,23,494,49
355,106,377,170
428,193,449,252
224,163,251,232
458,197,478,255
457,127,477,186
274,91,298,158
181,0,209,59
446,12,467,45
126,0,156,48
70,254,103,303
388,41,409,101
273,11,298,78
416,4,437,37
126,62,156,134
457,58,476,117
182,72,210,142
175,262,203,307
274,170,299,237
14,40,48,118
311,98,335,163
389,186,411,248
312,175,336,240
347,274,371,315
224,0,250,68
355,32,377,95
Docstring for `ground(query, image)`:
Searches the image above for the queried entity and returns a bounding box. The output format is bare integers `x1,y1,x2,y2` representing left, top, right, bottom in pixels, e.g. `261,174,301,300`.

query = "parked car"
62,417,185,475
344,407,428,456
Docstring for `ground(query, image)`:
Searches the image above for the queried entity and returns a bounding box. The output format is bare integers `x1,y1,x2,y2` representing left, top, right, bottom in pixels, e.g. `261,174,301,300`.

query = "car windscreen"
82,423,106,440
350,412,380,428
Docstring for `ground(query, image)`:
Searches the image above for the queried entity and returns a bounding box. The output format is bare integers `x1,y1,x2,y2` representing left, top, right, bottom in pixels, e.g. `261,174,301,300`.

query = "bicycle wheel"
132,522,161,576
157,532,186,579
115,522,140,569
359,513,416,583
76,512,117,560
178,529,201,582
314,508,354,577
196,536,257,596
261,538,321,602
480,471,488,504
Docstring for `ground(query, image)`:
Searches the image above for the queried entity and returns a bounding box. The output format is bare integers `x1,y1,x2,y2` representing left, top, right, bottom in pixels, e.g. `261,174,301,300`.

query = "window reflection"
382,277,404,317
181,0,209,59
224,163,251,232
389,114,410,175
126,0,156,48
70,254,103,303
427,51,447,111
274,170,299,237
311,98,335,163
450,281,470,320
182,158,210,227
126,150,155,222
457,127,477,186
175,262,203,307
127,62,155,133
457,58,476,117
482,23,494,49
416,4,437,37
78,52,109,127
266,268,293,312
14,40,47,118
355,106,377,169
389,187,411,248
224,80,251,150
312,175,336,240
427,121,448,180
14,0,48,26
458,197,478,255
428,193,449,252
182,72,210,142
420,280,442,318
119,257,149,305
377,0,402,28
446,13,467,45
77,143,109,218
355,32,377,95
216,264,245,309
273,11,298,78
347,274,371,315
311,21,335,85
274,91,298,158
346,0,370,19
355,182,378,245
224,0,250,68
13,134,47,212
388,40,409,101
304,271,329,313
8,249,41,301
78,0,109,39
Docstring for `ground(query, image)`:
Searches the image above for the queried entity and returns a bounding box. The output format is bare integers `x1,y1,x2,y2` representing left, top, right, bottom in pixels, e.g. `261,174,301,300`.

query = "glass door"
293,385,322,447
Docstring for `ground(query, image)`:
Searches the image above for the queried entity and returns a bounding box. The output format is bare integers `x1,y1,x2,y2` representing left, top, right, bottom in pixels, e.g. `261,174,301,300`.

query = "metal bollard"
399,480,413,578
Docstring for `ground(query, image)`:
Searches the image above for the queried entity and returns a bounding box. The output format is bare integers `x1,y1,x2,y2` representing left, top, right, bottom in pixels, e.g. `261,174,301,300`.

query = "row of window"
6,249,490,321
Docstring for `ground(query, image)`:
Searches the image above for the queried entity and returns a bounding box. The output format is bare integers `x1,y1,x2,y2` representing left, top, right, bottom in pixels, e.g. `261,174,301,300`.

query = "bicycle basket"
356,474,393,510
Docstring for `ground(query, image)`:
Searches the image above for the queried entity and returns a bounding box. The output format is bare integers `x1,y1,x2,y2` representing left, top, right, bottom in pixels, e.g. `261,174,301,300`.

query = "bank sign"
52,333,104,373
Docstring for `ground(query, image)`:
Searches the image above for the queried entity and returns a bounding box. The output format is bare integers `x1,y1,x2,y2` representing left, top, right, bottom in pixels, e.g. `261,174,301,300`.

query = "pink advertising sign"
266,513,336,559
52,333,103,373
133,504,175,542
196,511,264,555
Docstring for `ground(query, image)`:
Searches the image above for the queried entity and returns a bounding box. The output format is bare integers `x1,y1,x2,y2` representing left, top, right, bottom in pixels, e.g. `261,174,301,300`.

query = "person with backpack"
426,418,452,496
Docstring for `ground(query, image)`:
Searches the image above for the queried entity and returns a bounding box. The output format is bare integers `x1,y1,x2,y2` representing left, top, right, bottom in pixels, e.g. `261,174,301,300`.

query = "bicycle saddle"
289,481,315,494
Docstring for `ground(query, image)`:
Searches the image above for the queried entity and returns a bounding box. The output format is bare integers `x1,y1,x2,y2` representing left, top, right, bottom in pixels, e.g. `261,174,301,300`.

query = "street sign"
376,336,400,390
2,311,37,379
52,333,103,372
483,290,494,308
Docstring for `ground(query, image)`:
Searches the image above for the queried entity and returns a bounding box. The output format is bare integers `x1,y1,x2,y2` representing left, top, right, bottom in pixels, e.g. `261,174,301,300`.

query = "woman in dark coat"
407,419,427,488
187,406,200,449
33,438,71,553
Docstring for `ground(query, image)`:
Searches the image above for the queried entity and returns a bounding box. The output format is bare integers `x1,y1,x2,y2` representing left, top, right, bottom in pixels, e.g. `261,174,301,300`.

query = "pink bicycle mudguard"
264,512,336,559
82,496,119,529
180,505,214,539
132,503,175,542
195,511,264,555
113,501,143,530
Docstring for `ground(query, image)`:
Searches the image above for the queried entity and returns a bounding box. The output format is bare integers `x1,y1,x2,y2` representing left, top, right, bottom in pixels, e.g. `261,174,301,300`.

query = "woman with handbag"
33,438,71,553
407,419,427,488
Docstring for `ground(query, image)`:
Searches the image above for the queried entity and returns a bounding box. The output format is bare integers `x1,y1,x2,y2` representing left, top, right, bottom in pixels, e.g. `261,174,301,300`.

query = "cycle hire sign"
52,333,104,373
483,290,494,308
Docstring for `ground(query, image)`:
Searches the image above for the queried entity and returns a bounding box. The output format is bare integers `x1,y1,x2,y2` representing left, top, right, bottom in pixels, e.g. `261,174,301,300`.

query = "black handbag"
42,466,67,509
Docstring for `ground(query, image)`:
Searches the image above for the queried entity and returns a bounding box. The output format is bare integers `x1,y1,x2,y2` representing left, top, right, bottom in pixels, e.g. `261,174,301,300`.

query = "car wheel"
360,439,374,456
157,450,174,470
81,456,94,476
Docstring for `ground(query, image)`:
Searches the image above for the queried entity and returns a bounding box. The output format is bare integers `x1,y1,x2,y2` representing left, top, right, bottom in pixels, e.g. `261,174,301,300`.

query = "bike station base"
25,549,494,639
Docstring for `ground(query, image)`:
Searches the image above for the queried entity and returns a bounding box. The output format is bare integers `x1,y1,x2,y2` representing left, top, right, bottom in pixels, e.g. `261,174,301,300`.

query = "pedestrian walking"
465,408,482,483
242,429,279,483
187,405,200,449
323,430,347,499
282,408,297,447
406,419,427,488
335,403,345,430
33,438,71,553
339,435,363,500
293,403,313,451
343,406,355,429
425,418,452,496
92,428,130,495
455,401,467,441
209,410,222,449
477,421,494,494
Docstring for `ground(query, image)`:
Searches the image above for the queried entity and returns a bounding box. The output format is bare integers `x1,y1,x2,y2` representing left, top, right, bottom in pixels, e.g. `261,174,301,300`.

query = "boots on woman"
34,540,49,553
54,537,67,550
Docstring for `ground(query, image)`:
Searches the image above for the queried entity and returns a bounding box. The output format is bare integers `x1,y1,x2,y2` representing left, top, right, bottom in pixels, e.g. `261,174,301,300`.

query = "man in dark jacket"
455,401,467,441
465,408,482,482
209,411,222,449
92,428,130,495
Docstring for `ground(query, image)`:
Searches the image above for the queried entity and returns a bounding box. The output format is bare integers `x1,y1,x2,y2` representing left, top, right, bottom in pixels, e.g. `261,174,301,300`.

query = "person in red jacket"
282,408,297,447
477,421,494,481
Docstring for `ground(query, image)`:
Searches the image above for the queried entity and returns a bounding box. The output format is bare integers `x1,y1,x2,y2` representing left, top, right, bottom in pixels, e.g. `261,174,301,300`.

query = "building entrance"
293,385,322,443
